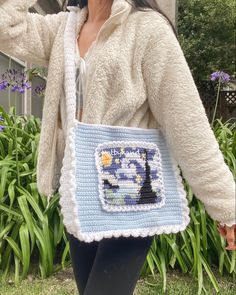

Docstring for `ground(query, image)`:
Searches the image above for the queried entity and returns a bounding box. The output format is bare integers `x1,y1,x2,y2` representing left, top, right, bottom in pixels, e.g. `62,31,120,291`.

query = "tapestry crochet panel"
95,141,166,212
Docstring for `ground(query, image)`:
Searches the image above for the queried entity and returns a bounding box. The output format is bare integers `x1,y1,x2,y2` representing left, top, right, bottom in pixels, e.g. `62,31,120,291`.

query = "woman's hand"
217,223,236,250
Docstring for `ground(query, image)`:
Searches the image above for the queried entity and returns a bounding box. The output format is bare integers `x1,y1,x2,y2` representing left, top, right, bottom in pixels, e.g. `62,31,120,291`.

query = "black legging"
66,231,154,295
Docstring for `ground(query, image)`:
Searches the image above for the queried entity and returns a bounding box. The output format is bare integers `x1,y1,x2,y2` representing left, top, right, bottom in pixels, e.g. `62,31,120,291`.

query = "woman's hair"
65,0,177,36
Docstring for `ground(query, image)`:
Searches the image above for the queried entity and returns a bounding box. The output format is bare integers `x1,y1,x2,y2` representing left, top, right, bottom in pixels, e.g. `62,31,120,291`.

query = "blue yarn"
73,121,189,235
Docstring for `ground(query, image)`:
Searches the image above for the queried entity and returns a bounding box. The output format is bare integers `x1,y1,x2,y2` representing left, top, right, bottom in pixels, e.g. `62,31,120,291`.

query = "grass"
0,265,235,295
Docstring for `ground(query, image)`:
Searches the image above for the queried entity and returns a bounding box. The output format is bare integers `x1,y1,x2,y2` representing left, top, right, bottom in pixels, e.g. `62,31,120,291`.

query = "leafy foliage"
0,106,70,283
177,0,236,87
0,106,235,294
141,118,236,294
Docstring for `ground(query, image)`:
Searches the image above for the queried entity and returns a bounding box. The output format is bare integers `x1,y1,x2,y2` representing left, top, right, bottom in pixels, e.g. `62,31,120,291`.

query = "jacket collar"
63,1,133,129
67,0,133,38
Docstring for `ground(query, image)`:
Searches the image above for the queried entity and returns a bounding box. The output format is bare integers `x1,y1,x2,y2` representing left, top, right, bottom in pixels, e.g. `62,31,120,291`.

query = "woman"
0,0,235,294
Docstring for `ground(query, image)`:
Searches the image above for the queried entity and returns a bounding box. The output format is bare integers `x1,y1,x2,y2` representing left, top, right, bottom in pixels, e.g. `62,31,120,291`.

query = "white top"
75,40,95,121
59,40,95,139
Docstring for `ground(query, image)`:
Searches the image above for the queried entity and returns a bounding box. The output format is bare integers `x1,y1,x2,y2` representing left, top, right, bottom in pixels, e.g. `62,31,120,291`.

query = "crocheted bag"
58,10,190,242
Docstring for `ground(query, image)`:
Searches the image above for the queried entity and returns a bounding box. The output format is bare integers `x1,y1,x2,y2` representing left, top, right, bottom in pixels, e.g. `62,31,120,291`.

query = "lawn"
0,266,235,295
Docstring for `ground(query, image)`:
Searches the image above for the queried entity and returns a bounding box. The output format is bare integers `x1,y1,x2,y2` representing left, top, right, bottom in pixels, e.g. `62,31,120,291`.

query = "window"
0,52,25,116
31,75,46,119
0,52,47,119
0,1,60,119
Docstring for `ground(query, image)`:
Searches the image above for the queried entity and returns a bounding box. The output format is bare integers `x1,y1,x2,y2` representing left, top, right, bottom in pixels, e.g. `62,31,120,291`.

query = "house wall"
157,0,177,27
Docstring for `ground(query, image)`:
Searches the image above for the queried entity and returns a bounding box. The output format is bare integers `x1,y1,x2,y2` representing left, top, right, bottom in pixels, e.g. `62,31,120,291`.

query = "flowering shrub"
0,68,33,187
0,69,31,94
210,71,230,83
209,70,231,126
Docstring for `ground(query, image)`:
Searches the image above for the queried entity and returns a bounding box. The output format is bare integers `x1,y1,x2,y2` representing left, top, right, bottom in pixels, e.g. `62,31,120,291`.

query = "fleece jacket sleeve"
142,13,236,227
0,0,67,67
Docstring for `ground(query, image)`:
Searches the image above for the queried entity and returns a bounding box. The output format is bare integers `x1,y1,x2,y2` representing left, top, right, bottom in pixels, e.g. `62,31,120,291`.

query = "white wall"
156,0,176,27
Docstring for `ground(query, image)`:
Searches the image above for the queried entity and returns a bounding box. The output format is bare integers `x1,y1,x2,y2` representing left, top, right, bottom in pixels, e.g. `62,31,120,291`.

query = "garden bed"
0,266,235,295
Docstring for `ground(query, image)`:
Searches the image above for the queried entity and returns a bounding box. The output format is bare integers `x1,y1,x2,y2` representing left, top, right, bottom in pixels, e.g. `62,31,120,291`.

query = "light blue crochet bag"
58,10,190,242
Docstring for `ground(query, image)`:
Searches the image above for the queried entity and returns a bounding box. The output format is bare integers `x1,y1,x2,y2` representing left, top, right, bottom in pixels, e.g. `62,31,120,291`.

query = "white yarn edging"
94,140,166,212
58,10,86,240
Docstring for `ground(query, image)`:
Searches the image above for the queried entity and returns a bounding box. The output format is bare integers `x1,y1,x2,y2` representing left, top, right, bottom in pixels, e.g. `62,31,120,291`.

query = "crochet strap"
64,11,77,128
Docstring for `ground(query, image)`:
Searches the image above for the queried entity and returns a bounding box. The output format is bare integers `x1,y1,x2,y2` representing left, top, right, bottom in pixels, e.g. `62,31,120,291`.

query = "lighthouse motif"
137,148,158,204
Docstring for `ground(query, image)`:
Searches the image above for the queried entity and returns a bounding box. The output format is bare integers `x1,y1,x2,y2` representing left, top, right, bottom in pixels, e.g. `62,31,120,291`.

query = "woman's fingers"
217,224,227,238
217,224,236,250
225,225,236,250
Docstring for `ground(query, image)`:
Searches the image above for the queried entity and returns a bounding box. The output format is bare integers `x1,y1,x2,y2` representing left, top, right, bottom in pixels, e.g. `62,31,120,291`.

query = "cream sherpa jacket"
0,0,235,226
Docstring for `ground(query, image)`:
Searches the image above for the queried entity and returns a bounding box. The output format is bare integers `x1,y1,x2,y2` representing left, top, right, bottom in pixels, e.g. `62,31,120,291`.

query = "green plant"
0,106,235,295
213,118,236,178
178,0,235,88
209,71,231,127
0,69,32,188
140,118,236,294
0,106,70,283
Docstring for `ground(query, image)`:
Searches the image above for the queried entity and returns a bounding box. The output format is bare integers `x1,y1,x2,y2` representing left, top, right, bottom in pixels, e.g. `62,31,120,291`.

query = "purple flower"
35,84,46,97
19,88,25,94
22,82,31,89
0,80,9,90
210,71,230,82
0,69,31,94
11,85,19,92
0,125,5,132
0,115,6,132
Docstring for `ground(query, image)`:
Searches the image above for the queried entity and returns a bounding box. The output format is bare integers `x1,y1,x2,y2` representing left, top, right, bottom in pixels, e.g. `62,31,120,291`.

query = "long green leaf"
16,185,44,222
164,235,188,273
7,178,16,209
200,253,220,292
4,236,23,263
19,223,30,279
0,221,14,239
17,195,36,253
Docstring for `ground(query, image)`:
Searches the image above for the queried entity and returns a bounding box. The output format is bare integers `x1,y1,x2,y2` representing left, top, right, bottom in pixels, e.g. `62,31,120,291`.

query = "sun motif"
101,152,113,167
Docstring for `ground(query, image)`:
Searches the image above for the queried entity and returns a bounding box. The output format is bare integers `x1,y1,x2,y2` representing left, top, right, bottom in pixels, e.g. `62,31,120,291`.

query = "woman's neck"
87,0,113,23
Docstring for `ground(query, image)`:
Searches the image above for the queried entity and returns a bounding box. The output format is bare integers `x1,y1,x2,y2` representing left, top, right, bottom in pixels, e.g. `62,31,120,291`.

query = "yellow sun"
101,152,112,167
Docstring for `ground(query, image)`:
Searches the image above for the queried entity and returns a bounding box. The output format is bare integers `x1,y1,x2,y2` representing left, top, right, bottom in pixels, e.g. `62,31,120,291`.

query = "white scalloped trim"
94,140,166,212
59,10,191,243
58,10,87,240
73,223,189,243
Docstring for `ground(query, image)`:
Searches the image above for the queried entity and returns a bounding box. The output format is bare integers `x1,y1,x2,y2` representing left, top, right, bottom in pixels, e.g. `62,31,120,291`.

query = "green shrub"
0,106,235,294
141,118,236,294
0,106,70,284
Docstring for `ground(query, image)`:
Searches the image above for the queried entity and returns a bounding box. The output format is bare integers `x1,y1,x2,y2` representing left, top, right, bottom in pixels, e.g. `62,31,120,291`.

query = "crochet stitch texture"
60,14,191,240
0,0,235,227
